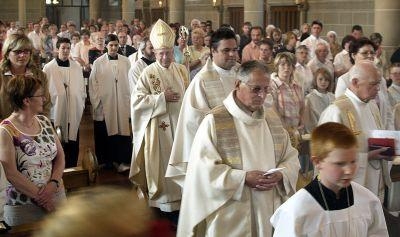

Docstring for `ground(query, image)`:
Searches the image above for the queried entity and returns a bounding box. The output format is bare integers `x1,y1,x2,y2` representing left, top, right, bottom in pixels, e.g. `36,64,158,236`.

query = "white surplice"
304,89,335,133
388,84,400,107
130,61,188,211
294,62,314,95
128,58,150,94
177,92,300,237
43,59,86,141
166,58,238,187
270,182,388,237
335,71,394,130
319,89,385,196
89,54,131,136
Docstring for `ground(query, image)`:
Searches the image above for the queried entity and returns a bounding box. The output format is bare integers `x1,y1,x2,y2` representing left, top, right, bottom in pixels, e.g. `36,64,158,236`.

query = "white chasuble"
177,92,299,237
271,182,388,237
166,58,238,187
43,59,86,141
89,54,131,136
130,61,188,212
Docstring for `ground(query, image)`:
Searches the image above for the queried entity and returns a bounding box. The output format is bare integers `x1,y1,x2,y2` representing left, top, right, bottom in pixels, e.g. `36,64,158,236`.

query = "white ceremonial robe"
270,182,388,237
166,58,239,187
335,71,394,130
294,62,313,95
388,84,400,107
43,59,86,141
128,58,149,94
89,54,131,136
304,89,335,133
130,61,188,212
319,89,385,196
177,92,300,237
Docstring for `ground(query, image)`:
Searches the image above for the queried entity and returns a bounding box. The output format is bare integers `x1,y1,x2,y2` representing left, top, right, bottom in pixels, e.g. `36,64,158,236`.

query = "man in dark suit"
117,31,136,57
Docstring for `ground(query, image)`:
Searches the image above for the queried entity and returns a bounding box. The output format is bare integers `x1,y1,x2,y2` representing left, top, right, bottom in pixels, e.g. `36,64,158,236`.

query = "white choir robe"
43,59,86,141
294,62,313,95
130,61,188,212
319,89,385,196
177,93,300,237
270,182,389,237
89,54,131,136
128,58,149,94
166,58,238,187
388,84,400,107
335,71,394,130
304,89,335,134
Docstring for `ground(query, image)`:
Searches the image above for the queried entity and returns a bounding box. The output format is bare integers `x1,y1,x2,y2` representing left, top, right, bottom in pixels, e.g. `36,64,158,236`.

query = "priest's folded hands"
245,170,283,191
164,87,181,102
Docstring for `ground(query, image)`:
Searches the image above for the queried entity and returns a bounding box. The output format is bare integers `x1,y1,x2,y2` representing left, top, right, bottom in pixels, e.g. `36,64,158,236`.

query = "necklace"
317,179,351,236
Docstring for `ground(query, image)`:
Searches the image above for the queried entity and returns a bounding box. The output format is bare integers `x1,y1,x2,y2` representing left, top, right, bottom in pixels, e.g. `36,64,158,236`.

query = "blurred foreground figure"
34,186,174,237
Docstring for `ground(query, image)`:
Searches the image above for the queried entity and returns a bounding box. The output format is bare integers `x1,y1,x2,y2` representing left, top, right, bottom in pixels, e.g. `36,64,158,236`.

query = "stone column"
375,0,400,55
89,0,101,21
169,0,184,24
142,0,151,26
244,0,264,27
122,0,136,22
18,0,26,27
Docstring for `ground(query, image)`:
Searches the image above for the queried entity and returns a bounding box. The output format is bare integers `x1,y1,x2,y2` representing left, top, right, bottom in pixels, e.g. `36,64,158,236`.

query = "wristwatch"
49,179,60,188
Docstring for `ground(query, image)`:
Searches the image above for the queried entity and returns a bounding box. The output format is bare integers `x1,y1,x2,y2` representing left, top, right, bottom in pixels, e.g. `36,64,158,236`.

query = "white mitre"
150,19,175,50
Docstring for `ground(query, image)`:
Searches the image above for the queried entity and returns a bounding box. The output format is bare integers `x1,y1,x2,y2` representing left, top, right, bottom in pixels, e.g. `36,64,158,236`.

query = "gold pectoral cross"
159,121,169,131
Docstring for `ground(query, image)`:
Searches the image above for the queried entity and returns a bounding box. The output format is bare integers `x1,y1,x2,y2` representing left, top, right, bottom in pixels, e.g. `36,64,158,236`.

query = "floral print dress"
0,115,61,205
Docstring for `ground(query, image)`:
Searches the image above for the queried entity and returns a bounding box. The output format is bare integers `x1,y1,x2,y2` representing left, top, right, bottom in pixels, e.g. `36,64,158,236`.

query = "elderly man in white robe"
129,19,189,223
166,27,240,187
89,34,132,172
319,60,392,201
335,37,393,130
43,37,86,168
177,61,300,237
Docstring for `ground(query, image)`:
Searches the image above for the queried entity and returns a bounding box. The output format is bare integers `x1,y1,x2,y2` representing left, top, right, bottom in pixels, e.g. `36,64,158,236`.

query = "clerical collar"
304,177,354,211
108,54,118,60
141,57,155,66
213,61,235,77
56,57,70,67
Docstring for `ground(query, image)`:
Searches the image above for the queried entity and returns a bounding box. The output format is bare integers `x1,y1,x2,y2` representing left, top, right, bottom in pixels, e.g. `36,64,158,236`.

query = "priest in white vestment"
319,61,392,200
177,61,300,237
334,37,393,130
129,20,189,220
166,27,240,187
43,37,86,168
89,34,132,171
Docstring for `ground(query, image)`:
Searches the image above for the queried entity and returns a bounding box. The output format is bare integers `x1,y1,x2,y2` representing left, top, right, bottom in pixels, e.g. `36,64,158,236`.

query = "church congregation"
0,8,400,236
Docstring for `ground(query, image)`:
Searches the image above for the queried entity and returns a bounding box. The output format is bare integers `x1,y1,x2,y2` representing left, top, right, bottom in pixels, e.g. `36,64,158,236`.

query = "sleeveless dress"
0,115,66,226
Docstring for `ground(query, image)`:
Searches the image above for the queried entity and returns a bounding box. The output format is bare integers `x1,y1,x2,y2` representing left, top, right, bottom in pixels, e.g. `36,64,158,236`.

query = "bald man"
319,60,391,201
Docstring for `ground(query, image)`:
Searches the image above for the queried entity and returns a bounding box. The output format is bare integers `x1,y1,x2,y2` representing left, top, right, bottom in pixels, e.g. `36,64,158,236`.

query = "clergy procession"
0,9,400,236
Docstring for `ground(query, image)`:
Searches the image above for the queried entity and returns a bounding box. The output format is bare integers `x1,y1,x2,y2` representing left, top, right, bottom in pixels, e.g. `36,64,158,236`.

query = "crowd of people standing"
0,14,399,236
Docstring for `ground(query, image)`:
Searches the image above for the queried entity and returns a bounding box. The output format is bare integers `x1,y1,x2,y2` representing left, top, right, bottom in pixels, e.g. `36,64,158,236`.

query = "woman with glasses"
0,75,66,226
0,33,49,121
335,37,393,130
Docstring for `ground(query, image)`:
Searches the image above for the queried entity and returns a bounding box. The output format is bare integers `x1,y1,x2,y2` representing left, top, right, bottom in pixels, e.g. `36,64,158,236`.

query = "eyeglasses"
242,82,270,95
29,94,45,99
11,49,31,55
358,51,376,57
